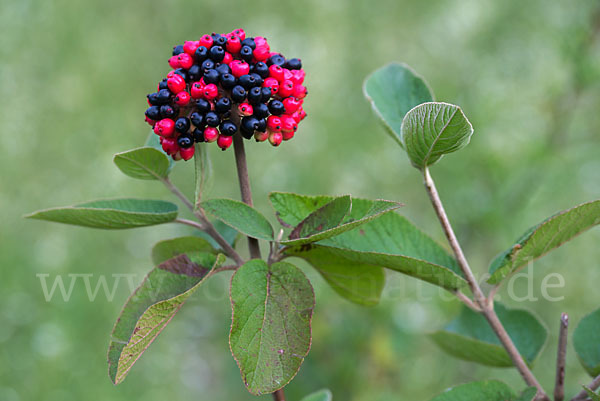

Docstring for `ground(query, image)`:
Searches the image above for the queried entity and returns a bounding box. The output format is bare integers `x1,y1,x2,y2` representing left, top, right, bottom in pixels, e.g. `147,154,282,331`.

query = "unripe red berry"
254,130,269,142
180,145,195,161
183,40,200,55
223,51,233,64
266,115,282,132
281,115,297,133
199,34,213,48
282,130,295,141
283,97,302,113
172,151,183,161
253,46,270,62
230,60,250,78
161,137,178,155
283,68,293,81
154,118,175,137
226,35,242,53
167,75,186,93
291,69,305,85
190,82,204,99
268,130,283,146
145,116,156,126
263,77,279,94
254,36,268,47
203,83,219,100
293,84,307,99
174,91,191,106
238,102,254,116
168,56,181,69
269,65,284,81
204,127,219,142
277,80,294,97
232,29,246,40
298,108,307,121
177,53,193,69
217,134,233,150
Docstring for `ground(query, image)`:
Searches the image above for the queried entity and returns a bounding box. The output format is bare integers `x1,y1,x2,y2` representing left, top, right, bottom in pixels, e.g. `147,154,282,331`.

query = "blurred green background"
2,0,600,400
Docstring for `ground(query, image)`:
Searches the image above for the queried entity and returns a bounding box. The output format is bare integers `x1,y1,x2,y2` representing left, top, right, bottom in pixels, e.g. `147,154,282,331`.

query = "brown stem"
555,313,569,401
272,389,286,401
571,374,600,401
232,133,261,260
423,168,549,401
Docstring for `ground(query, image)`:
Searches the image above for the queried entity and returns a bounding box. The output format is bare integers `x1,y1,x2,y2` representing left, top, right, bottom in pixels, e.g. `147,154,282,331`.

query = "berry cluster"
145,29,307,161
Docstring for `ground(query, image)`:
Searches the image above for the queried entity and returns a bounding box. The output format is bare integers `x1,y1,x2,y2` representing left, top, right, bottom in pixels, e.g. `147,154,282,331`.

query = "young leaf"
401,102,474,169
584,387,600,401
363,62,434,146
230,260,315,395
108,252,226,384
301,389,333,401
513,387,538,401
25,199,178,229
289,195,351,240
428,380,515,401
430,303,547,367
201,198,274,241
289,245,385,306
151,236,217,265
145,130,175,173
573,308,600,377
270,192,335,227
488,199,600,284
113,147,170,180
194,143,212,207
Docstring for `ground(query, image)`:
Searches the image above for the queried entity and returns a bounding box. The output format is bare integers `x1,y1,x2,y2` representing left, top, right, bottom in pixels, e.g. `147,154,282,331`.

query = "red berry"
145,116,156,126
204,127,219,142
203,83,219,100
281,115,297,133
168,56,180,69
293,84,307,99
238,102,254,116
180,145,195,161
223,51,233,64
199,34,213,48
283,68,293,81
154,118,175,137
298,108,307,121
266,115,282,132
177,53,193,69
268,130,283,146
167,75,186,93
269,65,284,81
172,151,183,161
161,137,178,155
183,41,199,55
226,35,242,53
282,129,295,141
232,29,246,41
190,82,204,99
217,134,233,150
277,80,294,97
230,60,250,77
254,131,269,142
283,97,302,113
174,91,191,106
253,46,270,62
263,77,279,94
291,69,305,85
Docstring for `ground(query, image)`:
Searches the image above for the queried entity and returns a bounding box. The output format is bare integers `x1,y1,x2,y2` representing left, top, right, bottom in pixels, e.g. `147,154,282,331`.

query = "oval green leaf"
401,102,474,169
301,389,333,401
430,303,547,367
145,130,174,173
114,147,171,180
202,198,274,241
488,199,600,284
230,260,315,395
363,62,434,146
108,252,226,384
574,308,600,377
25,198,178,229
514,387,538,401
429,380,515,401
151,236,217,265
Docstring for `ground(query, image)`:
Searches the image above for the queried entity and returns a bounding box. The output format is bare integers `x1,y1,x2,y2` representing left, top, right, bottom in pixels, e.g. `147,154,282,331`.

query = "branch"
272,389,286,401
423,168,549,401
571,375,600,401
555,313,569,401
174,218,204,230
162,177,195,211
455,291,481,312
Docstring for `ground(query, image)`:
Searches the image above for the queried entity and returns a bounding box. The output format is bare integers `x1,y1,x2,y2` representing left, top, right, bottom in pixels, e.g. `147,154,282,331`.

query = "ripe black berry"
209,46,225,62
240,38,256,50
145,106,161,120
252,62,269,78
239,46,254,62
213,35,227,47
241,116,259,138
156,89,172,104
220,73,237,90
188,64,202,80
238,74,257,90
255,118,267,132
205,111,220,127
147,92,160,105
268,54,286,67
215,97,232,114
247,87,263,104
204,69,220,85
252,103,269,119
160,104,178,119
158,79,169,90
195,98,211,114
285,58,302,70
250,73,264,87
216,64,231,75
260,87,272,102
175,117,191,133
194,46,208,62
177,134,194,148
173,68,188,80
193,128,205,142
231,85,247,102
219,120,237,136
201,59,215,73
190,112,205,128
172,45,184,56
268,100,285,116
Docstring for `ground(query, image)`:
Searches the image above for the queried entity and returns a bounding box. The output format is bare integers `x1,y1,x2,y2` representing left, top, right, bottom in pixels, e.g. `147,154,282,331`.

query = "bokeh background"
2,0,600,400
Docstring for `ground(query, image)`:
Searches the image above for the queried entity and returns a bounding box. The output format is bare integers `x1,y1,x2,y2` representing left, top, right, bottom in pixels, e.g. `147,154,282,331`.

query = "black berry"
285,58,302,70
238,74,257,90
268,54,286,67
195,98,211,114
255,118,267,132
156,89,172,104
160,104,178,118
215,97,232,114
145,106,161,120
205,111,220,127
260,87,272,102
216,64,231,75
239,46,254,62
252,62,269,78
158,79,169,90
268,99,285,115
190,112,205,127
172,45,184,56
219,120,237,136
201,59,215,73
175,117,191,133
209,46,225,62
204,69,220,84
188,64,202,80
177,134,194,148
240,37,256,50
241,116,259,138
247,87,263,104
193,128,205,142
231,85,247,103
220,73,236,89
252,103,269,119
194,46,208,62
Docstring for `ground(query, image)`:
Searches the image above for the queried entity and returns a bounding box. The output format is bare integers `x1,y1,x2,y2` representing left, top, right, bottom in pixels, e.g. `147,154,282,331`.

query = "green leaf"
270,192,402,246
113,147,170,180
194,143,212,207
151,236,217,265
429,380,515,401
513,387,537,401
363,62,434,146
301,389,333,401
401,102,474,169
145,130,174,173
25,199,178,229
584,387,600,401
430,303,547,367
230,260,314,395
195,219,240,250
574,307,600,377
488,199,600,284
202,198,274,241
108,252,226,384
290,245,385,306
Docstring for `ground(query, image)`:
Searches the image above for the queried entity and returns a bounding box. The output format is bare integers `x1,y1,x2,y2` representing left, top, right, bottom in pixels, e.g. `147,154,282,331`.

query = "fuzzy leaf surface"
202,198,274,241
113,147,170,180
